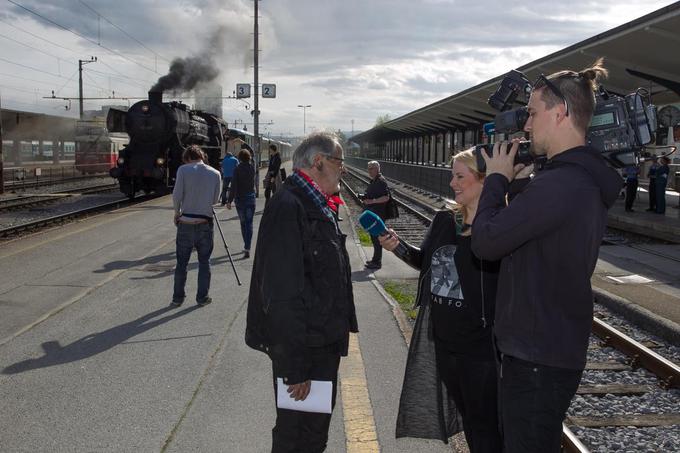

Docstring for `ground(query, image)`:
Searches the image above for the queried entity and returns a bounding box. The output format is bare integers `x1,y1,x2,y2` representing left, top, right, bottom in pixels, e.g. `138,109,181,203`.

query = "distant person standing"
623,164,639,212
362,161,390,270
655,156,671,214
646,156,659,212
265,144,282,204
226,149,256,258
171,145,222,307
220,149,239,206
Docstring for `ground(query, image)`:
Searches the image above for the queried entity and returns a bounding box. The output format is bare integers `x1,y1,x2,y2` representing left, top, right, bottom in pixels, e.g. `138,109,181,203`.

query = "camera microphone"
358,210,408,256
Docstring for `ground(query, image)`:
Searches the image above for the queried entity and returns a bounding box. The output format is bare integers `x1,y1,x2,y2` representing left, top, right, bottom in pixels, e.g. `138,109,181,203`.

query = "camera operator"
471,59,622,453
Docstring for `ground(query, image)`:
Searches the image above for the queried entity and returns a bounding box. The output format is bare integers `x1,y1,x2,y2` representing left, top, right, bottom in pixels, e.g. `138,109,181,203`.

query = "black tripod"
212,208,242,286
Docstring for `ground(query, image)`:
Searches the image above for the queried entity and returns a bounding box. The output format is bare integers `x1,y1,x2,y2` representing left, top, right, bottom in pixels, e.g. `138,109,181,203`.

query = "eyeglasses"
325,155,345,166
533,74,569,117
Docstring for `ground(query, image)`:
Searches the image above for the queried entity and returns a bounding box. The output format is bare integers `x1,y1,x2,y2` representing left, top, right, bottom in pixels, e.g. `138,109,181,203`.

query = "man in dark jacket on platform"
246,132,358,453
472,59,622,453
362,160,390,269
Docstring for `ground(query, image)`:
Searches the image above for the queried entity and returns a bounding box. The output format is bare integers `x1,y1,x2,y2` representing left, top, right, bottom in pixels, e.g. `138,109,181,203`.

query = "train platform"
0,164,458,452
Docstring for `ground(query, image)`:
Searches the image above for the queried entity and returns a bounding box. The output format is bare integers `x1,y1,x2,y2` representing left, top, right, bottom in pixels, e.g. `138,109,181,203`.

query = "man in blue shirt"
220,150,239,206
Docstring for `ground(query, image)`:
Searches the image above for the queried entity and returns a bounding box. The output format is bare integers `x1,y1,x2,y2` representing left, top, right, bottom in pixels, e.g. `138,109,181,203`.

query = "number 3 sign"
236,83,250,99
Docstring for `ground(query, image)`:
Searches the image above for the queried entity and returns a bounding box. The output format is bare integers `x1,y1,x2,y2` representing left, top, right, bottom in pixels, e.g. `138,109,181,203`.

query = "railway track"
4,172,109,191
0,184,119,214
341,167,680,453
0,192,156,239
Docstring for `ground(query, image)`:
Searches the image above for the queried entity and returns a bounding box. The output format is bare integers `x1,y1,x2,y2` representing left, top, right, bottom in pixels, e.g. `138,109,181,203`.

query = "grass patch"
382,279,418,321
357,229,373,247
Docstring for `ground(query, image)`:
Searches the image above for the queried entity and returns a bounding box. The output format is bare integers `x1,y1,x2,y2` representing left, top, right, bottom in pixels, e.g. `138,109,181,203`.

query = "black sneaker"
365,261,381,270
197,297,213,307
170,298,184,308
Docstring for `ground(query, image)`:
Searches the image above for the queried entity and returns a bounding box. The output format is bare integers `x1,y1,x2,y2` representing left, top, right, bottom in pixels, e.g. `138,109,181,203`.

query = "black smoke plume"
150,56,220,93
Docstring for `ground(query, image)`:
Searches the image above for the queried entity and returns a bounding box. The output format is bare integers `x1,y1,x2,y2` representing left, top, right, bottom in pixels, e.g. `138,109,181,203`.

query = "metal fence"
346,157,454,199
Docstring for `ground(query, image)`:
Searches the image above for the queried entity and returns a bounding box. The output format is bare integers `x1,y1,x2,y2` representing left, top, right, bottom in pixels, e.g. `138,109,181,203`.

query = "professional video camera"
474,69,658,171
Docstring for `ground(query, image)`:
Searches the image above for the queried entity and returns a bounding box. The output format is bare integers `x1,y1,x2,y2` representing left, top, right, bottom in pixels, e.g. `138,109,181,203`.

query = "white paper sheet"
276,378,333,414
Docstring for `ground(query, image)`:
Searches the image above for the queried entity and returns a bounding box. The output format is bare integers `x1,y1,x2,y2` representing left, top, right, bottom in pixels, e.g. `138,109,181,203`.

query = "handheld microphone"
358,210,408,256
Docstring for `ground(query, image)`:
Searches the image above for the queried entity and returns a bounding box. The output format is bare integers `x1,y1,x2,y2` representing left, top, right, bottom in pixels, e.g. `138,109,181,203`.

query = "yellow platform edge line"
339,332,380,453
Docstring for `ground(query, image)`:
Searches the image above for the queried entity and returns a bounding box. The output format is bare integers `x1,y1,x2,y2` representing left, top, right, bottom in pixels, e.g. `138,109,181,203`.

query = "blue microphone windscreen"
358,210,387,236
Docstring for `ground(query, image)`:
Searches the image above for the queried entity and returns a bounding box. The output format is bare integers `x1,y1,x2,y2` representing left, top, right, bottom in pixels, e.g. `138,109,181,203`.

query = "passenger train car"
75,120,129,174
106,91,290,198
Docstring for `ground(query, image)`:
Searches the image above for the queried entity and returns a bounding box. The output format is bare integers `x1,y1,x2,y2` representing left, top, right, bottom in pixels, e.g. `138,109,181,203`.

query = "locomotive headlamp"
156,158,165,166
117,157,125,165
141,104,150,113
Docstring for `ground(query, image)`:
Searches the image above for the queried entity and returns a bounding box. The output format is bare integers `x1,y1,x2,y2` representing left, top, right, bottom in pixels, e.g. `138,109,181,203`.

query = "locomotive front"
108,92,187,198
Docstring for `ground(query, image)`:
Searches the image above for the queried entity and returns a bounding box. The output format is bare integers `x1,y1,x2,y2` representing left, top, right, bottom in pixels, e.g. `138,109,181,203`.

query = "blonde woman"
383,148,530,451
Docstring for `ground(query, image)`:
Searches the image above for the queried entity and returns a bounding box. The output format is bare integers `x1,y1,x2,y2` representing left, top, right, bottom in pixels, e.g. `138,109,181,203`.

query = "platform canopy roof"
352,2,680,143
1,108,76,141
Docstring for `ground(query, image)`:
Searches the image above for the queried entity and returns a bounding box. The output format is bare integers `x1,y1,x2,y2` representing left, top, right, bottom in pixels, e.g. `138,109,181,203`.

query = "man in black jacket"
246,132,358,453
362,161,390,269
264,144,282,204
471,59,622,453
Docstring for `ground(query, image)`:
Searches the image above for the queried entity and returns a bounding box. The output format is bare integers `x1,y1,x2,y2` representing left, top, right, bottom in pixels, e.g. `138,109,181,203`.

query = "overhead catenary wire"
77,0,170,65
6,0,160,75
0,18,151,93
0,31,77,66
0,16,80,56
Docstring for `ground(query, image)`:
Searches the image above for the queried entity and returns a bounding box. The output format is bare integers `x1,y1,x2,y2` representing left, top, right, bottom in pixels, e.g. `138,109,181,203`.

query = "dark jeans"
500,355,582,453
271,353,340,453
624,179,637,210
265,178,277,201
648,177,656,210
235,193,256,250
435,344,502,453
370,234,382,264
656,182,667,214
173,222,214,302
220,176,233,204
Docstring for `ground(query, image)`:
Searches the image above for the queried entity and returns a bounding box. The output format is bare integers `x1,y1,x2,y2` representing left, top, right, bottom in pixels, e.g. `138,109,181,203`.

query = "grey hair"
292,131,342,170
367,160,380,170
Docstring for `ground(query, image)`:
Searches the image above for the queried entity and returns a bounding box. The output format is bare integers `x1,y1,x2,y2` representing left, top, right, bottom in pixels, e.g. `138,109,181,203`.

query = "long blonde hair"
448,148,485,224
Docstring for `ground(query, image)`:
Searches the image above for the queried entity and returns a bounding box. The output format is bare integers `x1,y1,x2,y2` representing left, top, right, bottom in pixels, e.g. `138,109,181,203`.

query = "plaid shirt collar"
291,170,339,230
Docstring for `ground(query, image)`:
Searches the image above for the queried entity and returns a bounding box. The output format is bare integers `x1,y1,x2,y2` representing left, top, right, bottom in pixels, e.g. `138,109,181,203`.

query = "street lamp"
297,104,311,135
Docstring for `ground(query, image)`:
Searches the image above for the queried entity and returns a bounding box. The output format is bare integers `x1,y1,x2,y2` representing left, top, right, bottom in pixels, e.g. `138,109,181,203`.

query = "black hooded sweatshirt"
471,146,622,370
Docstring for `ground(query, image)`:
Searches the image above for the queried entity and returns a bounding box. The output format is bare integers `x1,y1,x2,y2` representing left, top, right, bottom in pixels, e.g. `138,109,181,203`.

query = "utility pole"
253,0,260,196
78,56,97,119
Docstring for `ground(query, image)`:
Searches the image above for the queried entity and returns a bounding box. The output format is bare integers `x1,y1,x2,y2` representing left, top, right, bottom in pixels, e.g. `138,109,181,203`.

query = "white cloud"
0,0,676,136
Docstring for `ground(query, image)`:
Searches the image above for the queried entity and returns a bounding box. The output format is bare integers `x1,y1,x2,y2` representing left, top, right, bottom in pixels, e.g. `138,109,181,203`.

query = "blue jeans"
220,176,233,205
173,222,214,302
235,193,256,250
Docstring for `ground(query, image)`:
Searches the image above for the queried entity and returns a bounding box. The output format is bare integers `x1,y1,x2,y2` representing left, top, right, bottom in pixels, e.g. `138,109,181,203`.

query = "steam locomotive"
106,91,290,198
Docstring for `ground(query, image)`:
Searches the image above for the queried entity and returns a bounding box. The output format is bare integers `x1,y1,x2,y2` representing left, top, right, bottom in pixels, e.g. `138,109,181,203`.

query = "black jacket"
267,152,281,178
245,179,358,384
472,146,622,369
227,161,255,203
364,174,389,219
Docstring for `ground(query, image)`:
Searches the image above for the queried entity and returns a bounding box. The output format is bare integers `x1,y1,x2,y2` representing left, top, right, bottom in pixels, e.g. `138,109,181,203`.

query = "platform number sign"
262,84,276,98
236,83,250,99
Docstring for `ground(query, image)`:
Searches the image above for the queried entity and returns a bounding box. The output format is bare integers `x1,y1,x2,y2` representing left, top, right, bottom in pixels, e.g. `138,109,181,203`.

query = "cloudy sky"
0,0,676,137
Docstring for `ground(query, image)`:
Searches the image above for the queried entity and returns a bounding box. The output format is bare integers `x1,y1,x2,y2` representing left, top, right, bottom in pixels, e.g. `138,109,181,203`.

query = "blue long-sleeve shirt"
222,154,239,178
